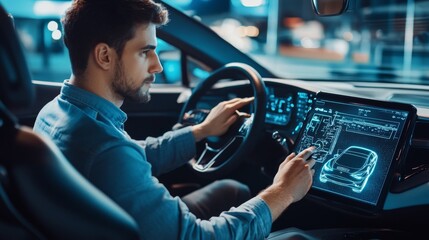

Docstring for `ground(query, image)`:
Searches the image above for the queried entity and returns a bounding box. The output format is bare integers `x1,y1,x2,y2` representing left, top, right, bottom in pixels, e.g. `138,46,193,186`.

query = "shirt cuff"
241,196,273,237
174,126,197,159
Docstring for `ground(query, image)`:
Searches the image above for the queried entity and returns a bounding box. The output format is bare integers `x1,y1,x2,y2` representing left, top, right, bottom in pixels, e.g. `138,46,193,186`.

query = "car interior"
1,0,429,239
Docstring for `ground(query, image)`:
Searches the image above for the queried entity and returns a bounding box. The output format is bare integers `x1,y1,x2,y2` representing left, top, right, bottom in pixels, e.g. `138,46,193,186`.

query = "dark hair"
62,0,169,76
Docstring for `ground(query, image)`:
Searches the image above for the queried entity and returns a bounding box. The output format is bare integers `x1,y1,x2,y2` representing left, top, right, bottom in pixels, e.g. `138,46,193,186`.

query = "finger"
279,152,295,168
225,96,254,104
235,110,251,118
224,114,239,127
305,159,316,169
285,152,296,162
229,97,254,110
296,146,316,160
223,98,242,104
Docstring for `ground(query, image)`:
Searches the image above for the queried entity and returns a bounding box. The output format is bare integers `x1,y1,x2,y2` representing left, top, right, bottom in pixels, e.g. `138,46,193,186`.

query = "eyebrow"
141,45,156,51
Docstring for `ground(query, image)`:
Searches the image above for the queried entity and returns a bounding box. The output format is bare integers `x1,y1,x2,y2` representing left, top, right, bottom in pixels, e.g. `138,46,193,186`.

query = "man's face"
112,23,163,103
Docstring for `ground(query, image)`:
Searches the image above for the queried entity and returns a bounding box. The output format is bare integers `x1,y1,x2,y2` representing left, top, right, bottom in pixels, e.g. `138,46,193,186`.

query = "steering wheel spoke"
237,114,254,137
194,137,244,172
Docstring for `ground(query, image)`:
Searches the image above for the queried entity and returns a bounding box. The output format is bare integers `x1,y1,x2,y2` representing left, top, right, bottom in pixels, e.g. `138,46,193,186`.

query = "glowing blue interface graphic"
319,146,378,193
295,97,409,206
265,87,313,134
265,92,293,126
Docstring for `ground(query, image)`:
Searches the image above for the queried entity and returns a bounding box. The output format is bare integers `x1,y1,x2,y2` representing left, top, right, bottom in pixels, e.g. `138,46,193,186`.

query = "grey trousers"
181,179,251,220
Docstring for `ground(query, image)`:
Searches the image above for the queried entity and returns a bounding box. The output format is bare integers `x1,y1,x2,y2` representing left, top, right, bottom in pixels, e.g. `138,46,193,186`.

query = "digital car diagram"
298,108,400,164
319,146,378,193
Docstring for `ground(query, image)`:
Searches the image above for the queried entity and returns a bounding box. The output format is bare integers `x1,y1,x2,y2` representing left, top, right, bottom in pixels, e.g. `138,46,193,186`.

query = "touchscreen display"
294,92,415,208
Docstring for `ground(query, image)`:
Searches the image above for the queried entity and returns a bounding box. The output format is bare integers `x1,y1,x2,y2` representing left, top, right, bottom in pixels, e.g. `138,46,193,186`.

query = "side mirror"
311,0,349,16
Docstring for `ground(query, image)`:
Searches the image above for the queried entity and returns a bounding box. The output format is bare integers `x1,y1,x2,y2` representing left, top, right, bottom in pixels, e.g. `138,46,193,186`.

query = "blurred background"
1,0,429,84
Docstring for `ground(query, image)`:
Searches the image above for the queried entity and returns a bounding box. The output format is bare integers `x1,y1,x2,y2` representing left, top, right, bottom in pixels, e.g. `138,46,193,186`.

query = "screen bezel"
294,91,417,214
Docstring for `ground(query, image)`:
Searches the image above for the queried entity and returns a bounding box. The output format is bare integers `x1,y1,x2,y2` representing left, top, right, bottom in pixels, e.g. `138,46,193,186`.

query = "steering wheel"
178,62,266,178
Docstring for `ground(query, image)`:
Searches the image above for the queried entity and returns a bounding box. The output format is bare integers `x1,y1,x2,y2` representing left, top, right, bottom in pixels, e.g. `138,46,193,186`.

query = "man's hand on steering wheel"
191,97,254,142
178,63,266,177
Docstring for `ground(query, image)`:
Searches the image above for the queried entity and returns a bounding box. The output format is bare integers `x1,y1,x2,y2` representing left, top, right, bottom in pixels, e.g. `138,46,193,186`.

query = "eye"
140,49,150,57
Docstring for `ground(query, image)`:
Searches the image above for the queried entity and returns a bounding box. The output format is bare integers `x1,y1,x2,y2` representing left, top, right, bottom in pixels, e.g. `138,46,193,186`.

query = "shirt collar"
60,80,127,127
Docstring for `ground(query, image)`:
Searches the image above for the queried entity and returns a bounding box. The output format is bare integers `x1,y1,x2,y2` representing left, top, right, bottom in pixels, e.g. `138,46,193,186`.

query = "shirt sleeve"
89,145,272,240
134,126,196,176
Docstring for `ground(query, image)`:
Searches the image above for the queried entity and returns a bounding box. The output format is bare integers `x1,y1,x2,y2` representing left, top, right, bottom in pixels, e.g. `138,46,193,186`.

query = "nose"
149,52,163,74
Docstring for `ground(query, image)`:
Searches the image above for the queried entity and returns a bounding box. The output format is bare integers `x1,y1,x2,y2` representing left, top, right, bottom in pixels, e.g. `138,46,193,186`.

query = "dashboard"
265,86,313,138
202,78,429,217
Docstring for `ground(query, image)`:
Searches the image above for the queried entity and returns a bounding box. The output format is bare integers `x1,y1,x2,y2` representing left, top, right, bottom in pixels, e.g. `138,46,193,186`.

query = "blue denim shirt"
33,81,272,239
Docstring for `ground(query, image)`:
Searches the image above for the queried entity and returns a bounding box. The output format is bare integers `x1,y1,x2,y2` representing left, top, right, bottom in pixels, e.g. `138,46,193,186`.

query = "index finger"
296,146,316,160
229,97,254,110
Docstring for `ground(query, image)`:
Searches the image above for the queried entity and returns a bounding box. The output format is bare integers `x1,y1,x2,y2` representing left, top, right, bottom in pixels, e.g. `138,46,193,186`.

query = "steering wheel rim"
179,62,266,178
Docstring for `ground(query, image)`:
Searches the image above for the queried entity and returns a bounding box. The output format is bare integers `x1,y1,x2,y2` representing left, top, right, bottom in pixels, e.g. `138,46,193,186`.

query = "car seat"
0,4,139,240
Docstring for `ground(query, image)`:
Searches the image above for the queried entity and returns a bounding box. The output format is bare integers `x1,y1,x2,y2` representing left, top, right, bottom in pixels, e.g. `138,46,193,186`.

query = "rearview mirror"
311,0,349,16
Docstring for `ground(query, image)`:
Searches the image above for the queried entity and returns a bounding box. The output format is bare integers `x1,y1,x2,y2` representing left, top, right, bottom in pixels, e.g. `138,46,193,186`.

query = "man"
33,0,316,239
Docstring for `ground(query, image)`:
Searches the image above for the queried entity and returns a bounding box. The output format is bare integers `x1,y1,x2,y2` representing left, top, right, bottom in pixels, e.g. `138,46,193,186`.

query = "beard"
112,60,153,103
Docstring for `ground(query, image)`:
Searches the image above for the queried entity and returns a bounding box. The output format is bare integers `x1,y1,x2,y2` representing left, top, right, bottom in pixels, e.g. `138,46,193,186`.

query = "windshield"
165,0,429,84
3,0,429,85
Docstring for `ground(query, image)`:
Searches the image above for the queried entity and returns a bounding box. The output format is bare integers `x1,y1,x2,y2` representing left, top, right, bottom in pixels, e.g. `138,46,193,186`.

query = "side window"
187,56,211,86
11,8,210,86
15,17,71,82
156,39,211,86
156,39,181,84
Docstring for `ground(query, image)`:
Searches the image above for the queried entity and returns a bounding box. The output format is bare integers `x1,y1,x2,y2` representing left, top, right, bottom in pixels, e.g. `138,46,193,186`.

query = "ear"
93,43,115,70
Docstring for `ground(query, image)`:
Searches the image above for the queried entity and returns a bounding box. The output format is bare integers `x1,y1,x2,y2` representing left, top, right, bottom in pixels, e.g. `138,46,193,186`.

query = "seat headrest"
0,4,34,109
